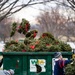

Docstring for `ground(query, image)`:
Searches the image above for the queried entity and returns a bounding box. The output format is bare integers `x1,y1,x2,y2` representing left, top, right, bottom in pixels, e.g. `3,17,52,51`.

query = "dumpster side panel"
3,55,23,75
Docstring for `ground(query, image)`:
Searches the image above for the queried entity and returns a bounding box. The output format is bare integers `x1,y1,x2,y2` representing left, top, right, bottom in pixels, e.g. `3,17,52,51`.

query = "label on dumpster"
30,59,46,72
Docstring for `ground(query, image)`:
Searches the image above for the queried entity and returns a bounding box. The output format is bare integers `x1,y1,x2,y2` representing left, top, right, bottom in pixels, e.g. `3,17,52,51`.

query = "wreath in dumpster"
4,40,26,52
4,18,72,52
10,18,30,37
65,59,75,75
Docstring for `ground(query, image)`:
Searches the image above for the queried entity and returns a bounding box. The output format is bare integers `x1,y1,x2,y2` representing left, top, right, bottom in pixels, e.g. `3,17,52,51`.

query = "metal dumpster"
1,52,72,75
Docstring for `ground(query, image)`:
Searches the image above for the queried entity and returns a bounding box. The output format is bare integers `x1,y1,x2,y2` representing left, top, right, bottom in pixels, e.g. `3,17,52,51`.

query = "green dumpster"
2,52,72,75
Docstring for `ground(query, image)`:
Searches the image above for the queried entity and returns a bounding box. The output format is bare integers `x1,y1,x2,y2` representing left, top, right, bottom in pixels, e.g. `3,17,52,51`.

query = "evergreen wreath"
10,18,30,37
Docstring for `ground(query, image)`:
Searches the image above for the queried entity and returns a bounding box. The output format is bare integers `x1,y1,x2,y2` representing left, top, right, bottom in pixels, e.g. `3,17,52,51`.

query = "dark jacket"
54,59,72,75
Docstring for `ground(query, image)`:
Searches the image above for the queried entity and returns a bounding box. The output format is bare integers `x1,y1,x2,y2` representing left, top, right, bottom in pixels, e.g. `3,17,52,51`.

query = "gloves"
70,58,75,64
71,58,75,61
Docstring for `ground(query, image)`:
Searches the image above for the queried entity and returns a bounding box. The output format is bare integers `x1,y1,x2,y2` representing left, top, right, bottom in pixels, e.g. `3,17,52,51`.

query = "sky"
13,1,57,23
14,6,40,22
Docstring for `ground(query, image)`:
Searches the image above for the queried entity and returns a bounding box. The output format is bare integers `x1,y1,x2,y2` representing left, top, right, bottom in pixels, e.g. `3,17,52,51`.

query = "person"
54,52,73,75
0,69,14,75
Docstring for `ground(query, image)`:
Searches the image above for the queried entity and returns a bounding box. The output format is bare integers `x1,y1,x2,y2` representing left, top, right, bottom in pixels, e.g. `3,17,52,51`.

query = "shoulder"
58,60,65,68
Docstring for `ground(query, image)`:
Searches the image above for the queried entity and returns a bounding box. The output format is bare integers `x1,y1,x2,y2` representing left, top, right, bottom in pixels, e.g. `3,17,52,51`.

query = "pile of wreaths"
4,18,72,52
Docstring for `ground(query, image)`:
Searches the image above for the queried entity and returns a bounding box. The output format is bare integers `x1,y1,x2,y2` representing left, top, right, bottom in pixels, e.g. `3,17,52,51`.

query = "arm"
58,59,73,68
64,59,72,65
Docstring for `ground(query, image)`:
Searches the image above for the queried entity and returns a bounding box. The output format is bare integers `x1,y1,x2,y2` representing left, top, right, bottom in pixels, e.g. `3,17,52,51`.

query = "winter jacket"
54,59,72,75
0,69,14,75
0,70,11,75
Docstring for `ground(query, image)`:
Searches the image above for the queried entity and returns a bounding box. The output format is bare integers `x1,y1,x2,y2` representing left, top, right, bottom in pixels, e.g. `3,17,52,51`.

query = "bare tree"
0,0,52,22
36,7,68,37
36,6,75,41
54,0,75,11
0,18,12,42
0,0,75,22
67,0,75,10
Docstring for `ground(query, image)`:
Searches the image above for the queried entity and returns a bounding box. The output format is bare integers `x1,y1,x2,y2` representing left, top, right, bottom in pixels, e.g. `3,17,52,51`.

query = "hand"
70,58,74,62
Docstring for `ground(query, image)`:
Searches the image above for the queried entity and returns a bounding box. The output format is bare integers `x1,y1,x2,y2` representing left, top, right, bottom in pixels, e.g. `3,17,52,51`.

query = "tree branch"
0,0,19,21
67,0,75,8
0,0,9,9
10,0,51,15
0,0,18,12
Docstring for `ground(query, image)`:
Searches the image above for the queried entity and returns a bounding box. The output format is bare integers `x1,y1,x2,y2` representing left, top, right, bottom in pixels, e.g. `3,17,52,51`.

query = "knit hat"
54,52,62,58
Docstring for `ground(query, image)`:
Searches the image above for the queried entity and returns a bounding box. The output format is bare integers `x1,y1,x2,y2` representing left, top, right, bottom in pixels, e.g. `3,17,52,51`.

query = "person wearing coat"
54,52,73,75
0,69,14,75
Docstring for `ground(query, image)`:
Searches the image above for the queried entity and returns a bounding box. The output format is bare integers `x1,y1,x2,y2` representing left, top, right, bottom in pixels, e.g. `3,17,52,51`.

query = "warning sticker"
30,59,46,72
